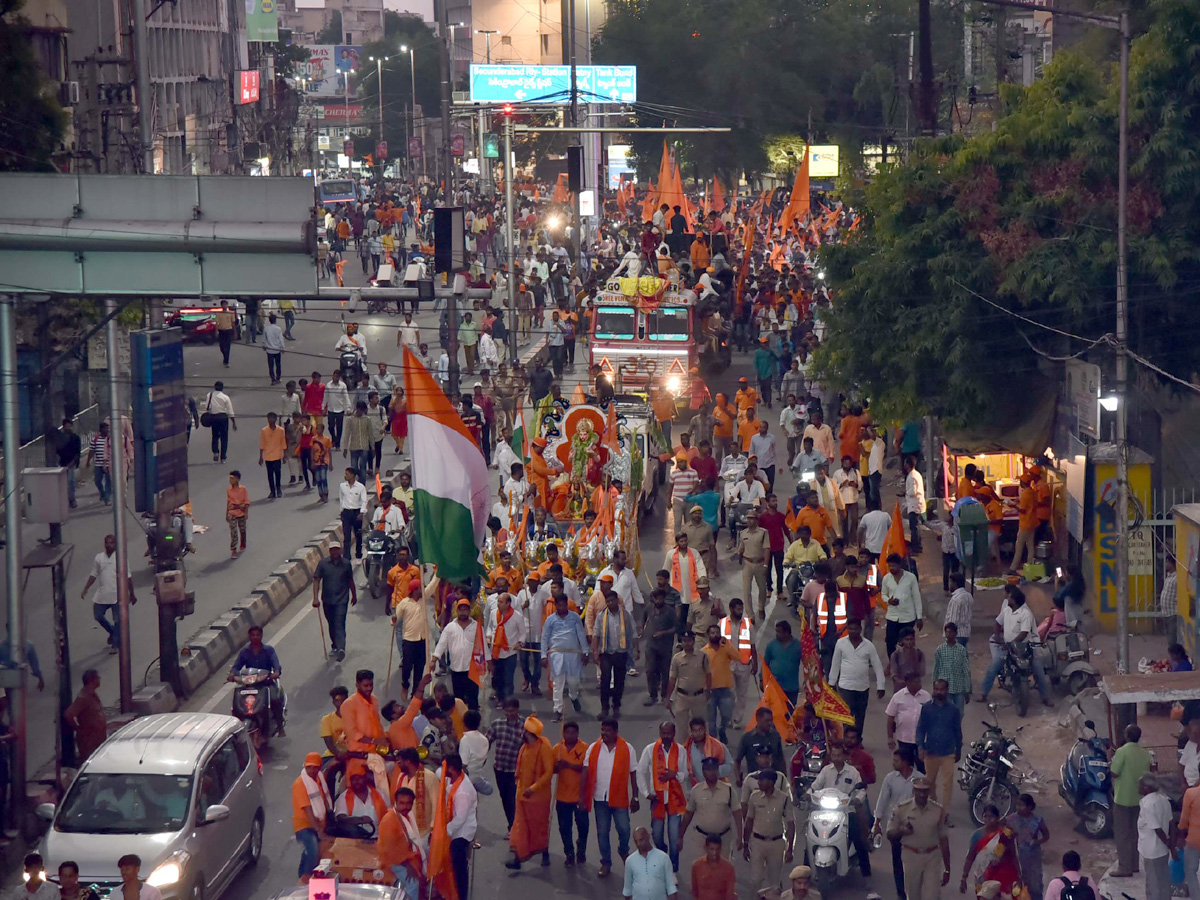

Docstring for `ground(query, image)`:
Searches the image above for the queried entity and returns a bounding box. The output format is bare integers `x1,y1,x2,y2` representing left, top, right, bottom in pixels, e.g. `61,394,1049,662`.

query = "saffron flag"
746,661,798,743
733,219,756,314
468,616,486,686
571,382,587,405
711,176,726,213
428,765,458,900
512,405,529,462
602,398,620,455
778,145,811,236
881,501,909,563
403,345,491,583
797,607,855,727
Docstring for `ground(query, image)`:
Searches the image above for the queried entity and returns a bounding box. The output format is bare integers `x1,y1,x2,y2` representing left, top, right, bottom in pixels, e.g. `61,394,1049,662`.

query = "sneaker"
231,550,238,559
572,697,582,713
553,711,563,722
531,685,542,697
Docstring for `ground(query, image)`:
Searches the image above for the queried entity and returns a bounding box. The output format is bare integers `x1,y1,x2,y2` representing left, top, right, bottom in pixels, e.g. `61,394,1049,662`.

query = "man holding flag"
433,599,484,711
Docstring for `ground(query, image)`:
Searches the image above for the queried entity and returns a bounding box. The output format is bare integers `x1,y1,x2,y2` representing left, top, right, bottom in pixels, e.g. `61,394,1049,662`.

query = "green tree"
0,0,66,170
817,0,1200,427
356,21,442,158
317,10,342,44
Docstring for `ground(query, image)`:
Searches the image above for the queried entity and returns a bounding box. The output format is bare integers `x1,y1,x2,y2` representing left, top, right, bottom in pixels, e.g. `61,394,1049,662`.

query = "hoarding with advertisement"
808,145,839,178
303,45,362,97
408,137,423,158
322,104,364,121
607,144,635,188
238,70,260,104
245,0,277,42
468,64,637,105
450,134,465,157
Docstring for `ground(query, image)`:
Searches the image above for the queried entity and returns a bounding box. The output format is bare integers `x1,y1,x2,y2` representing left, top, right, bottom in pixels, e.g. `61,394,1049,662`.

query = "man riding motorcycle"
336,323,368,372
372,487,408,536
227,625,285,736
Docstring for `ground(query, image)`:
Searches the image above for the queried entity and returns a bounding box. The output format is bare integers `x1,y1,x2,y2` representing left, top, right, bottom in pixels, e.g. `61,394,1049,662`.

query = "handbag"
200,394,213,428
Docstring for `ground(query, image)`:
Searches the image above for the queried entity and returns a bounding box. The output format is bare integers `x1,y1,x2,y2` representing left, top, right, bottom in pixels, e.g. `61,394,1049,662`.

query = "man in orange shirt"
554,720,589,867
838,404,870,465
1030,464,1053,541
340,667,385,754
702,624,739,743
956,463,978,502
386,546,422,611
712,392,736,450
789,492,834,547
258,411,288,499
735,378,758,416
488,549,522,592
738,407,761,453
1011,474,1039,574
384,671,433,750
378,785,424,898
292,752,331,879
528,437,562,510
226,470,250,558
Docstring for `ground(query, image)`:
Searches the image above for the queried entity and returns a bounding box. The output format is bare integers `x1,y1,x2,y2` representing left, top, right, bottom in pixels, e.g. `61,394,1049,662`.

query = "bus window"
317,179,356,205
645,307,690,341
593,306,636,340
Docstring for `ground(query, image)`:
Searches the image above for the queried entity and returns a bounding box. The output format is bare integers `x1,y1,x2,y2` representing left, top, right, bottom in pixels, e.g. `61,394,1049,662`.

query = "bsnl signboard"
469,65,637,105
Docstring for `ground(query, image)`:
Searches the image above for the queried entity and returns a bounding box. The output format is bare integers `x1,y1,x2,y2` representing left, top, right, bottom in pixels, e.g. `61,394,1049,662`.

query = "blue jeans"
94,603,119,647
957,636,969,647
296,827,320,877
66,464,77,506
981,644,1051,700
391,866,420,898
313,466,329,495
949,692,966,715
651,810,681,871
350,449,371,477
492,654,517,701
521,641,542,689
1184,844,1200,900
283,309,295,338
94,467,111,504
593,801,630,867
708,687,734,743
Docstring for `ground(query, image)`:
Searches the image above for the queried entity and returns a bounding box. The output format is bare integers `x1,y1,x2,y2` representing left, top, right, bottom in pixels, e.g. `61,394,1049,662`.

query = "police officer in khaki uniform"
886,776,951,900
743,769,795,895
780,865,821,900
666,630,710,734
686,577,725,638
681,757,743,856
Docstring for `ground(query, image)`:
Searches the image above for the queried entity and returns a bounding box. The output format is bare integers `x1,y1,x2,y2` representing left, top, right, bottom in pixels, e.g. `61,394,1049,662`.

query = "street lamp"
368,56,388,174
475,28,497,64
400,45,420,176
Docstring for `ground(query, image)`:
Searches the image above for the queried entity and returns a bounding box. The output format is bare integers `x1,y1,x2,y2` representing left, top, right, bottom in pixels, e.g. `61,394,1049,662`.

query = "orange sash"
670,549,699,602
378,808,422,874
651,740,687,818
581,739,632,812
683,735,725,785
492,607,514,659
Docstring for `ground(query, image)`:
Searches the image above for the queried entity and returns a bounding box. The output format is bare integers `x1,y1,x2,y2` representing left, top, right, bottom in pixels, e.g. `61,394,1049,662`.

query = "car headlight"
147,852,191,888
819,794,840,810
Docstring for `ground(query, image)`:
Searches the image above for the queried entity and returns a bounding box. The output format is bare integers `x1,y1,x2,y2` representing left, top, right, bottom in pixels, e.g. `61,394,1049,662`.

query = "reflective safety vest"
719,615,753,664
817,592,850,639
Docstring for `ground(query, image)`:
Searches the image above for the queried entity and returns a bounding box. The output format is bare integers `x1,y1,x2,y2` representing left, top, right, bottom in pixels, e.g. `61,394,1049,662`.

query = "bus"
316,178,357,206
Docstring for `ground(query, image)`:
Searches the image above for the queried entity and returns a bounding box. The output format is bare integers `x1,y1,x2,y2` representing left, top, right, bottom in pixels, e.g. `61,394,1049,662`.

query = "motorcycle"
1034,627,1099,696
231,667,281,750
957,704,1025,825
790,739,827,800
807,785,865,896
339,350,365,383
364,530,400,605
783,562,817,612
1059,718,1113,838
997,639,1036,716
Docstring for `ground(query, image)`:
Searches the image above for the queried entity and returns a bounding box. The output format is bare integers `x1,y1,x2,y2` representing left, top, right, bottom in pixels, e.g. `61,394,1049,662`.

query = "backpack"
1059,876,1095,900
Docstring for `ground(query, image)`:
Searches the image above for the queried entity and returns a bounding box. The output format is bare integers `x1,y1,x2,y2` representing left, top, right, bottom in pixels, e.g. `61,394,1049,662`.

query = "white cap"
329,542,342,550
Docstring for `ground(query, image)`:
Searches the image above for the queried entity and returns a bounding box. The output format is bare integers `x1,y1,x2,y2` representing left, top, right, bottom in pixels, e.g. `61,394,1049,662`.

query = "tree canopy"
0,0,66,171
357,19,443,158
816,0,1200,427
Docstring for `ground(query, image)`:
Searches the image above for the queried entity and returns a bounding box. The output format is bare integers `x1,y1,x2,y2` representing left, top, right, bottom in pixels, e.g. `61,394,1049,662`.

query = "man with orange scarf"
664,532,707,629
331,759,388,837
379,785,425,899
580,717,640,878
391,747,440,841
505,716,556,870
637,721,688,873
485,592,527,704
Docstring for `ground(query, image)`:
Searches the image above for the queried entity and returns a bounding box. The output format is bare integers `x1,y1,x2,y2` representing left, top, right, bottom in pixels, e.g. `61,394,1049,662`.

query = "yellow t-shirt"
319,711,346,758
702,641,738,690
859,438,875,476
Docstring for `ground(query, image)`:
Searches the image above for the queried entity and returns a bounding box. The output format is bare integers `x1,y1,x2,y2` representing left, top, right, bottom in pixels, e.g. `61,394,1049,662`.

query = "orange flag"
603,399,620,455
641,182,659,223
375,472,383,499
468,617,486,686
552,173,570,204
571,382,587,405
746,661,798,743
778,145,810,236
711,176,726,213
880,502,909,562
428,765,459,900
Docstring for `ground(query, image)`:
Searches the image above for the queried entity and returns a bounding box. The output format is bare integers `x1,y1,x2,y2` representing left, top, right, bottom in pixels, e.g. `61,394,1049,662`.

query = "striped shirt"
88,434,108,467
932,640,972,696
670,468,700,504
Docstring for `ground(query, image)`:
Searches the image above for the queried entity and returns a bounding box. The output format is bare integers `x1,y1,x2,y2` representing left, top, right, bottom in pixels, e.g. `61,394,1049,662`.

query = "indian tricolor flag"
403,346,491,582
511,405,529,463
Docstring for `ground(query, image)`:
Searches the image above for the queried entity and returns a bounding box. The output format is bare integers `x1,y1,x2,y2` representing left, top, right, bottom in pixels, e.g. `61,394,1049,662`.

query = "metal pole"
567,0,582,266
377,57,384,178
0,297,27,830
438,4,454,204
1115,12,1131,675
477,109,487,195
131,0,153,172
504,117,517,363
105,298,133,711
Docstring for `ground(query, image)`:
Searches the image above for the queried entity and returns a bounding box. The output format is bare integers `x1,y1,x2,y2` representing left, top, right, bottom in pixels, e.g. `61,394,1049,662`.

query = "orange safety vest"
817,591,849,639
719,615,753,664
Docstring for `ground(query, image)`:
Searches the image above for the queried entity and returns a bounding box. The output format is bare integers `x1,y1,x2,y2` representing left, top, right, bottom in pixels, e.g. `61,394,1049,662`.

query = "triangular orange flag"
571,382,587,405
603,399,620,455
711,176,726,213
880,502,909,562
778,145,810,236
746,660,798,743
428,764,459,900
375,472,383,499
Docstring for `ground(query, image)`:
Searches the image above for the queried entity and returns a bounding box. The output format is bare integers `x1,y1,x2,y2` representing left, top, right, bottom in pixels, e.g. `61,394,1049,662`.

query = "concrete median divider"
232,593,273,628
132,683,179,716
179,646,212,696
252,575,294,616
271,559,310,595
209,608,253,652
185,626,233,673
288,545,322,580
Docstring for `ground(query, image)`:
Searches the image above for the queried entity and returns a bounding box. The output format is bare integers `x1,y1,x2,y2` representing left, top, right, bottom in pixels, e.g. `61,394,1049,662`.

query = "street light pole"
370,56,386,177
504,114,517,363
402,45,420,179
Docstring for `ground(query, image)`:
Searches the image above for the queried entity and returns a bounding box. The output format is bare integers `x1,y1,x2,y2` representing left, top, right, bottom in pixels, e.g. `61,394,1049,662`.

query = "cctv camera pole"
438,0,454,205
0,296,28,829
105,298,134,713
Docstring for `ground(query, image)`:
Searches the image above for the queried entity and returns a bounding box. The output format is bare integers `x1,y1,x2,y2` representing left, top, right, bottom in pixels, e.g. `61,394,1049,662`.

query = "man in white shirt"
833,456,863,538
458,711,493,794
443,754,478,900
979,586,1052,705
1138,774,1173,900
811,741,871,876
262,314,286,385
484,592,526,703
598,550,644,619
885,673,931,758
731,468,766,509
371,490,407,536
779,396,806,463
81,533,123,652
203,380,237,462
748,420,779,490
338,467,369,558
871,745,917,888
324,371,352,449
829,619,886,736
280,381,302,423
903,456,926,554
581,718,640,877
881,554,923,657
862,423,885,507
857,499,891,556
433,599,482,710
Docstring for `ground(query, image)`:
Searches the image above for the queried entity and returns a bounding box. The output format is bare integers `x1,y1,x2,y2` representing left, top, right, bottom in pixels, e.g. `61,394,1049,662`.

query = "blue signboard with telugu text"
468,65,637,105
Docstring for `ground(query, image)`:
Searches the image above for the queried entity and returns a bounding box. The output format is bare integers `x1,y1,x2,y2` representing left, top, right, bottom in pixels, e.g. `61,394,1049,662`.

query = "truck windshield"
594,306,635,340
646,307,690,341
55,773,193,834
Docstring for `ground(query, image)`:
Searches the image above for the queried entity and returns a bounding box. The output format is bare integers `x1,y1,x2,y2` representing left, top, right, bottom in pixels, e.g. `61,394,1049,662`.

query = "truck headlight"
666,375,681,393
147,852,191,887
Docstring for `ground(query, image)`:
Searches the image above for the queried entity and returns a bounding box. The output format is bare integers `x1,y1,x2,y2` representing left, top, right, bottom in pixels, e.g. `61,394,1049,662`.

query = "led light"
665,375,681,393
546,214,561,229
817,271,826,280
819,794,840,810
147,861,184,888
1099,395,1119,412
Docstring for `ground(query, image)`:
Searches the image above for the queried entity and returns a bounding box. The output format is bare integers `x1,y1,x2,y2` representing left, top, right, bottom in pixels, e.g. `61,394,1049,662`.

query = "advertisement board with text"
303,45,363,97
468,65,637,104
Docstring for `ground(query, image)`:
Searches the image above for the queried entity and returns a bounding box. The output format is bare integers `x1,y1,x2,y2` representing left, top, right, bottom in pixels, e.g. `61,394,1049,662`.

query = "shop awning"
942,374,1058,458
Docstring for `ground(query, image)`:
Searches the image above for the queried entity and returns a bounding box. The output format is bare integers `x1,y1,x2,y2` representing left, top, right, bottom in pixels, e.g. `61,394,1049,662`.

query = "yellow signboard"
1093,459,1154,631
1174,506,1200,660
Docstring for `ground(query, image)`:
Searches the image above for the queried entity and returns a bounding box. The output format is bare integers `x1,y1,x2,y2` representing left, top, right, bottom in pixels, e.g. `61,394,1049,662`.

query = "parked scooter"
1034,627,1099,696
1059,718,1113,838
958,704,1025,825
807,785,866,896
230,667,282,750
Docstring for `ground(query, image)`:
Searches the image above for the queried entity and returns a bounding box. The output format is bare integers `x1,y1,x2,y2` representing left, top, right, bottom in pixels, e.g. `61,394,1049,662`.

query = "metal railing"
0,404,103,512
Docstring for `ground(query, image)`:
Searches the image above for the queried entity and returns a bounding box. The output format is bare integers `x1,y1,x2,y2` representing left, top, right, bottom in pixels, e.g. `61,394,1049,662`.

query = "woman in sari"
960,804,1025,899
506,715,555,870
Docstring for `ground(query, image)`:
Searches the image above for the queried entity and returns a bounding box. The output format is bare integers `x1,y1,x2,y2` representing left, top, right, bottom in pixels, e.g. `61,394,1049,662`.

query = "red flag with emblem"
796,607,855,729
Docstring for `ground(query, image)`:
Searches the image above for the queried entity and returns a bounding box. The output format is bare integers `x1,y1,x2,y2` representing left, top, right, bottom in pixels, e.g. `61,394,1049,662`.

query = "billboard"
303,45,363,97
238,70,261,104
468,65,637,105
808,144,839,178
245,0,277,42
